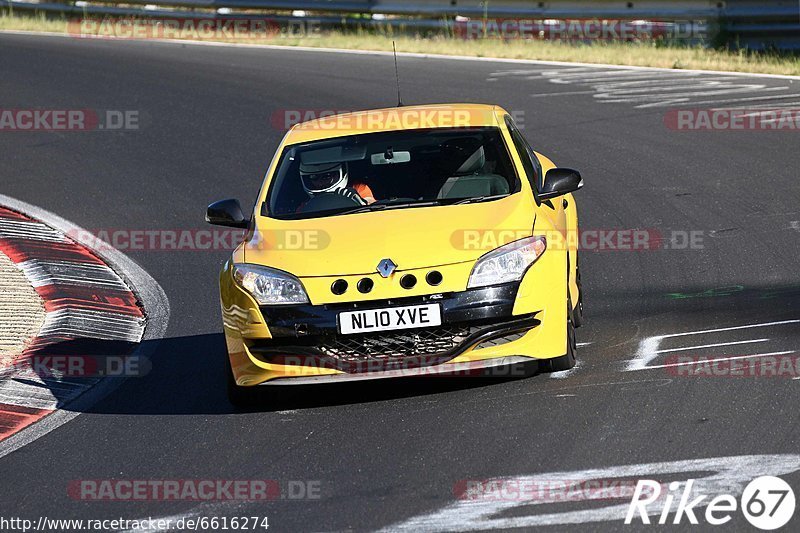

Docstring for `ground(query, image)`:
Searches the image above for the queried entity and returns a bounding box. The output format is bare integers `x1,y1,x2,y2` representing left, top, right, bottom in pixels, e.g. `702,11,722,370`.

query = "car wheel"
572,263,584,328
539,300,577,373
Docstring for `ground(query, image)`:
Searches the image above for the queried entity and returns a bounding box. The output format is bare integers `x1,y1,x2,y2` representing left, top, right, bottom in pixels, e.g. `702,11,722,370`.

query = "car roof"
284,103,508,145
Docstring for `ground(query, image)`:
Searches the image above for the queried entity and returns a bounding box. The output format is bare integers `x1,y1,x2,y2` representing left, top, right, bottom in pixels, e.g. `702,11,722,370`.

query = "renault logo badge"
376,258,397,278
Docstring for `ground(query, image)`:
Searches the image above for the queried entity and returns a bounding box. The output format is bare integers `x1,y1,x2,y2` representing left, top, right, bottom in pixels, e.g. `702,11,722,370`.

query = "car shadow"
37,332,538,415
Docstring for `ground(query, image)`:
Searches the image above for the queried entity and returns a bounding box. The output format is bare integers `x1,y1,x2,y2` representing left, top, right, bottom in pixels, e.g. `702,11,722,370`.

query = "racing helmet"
299,162,348,196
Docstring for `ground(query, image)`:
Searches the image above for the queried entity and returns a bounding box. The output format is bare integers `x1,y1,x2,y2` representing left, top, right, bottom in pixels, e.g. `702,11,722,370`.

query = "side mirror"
539,168,583,200
206,199,249,228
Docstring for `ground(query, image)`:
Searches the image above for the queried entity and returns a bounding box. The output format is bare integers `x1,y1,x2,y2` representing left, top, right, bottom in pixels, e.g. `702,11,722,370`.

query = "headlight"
467,236,547,288
232,264,309,305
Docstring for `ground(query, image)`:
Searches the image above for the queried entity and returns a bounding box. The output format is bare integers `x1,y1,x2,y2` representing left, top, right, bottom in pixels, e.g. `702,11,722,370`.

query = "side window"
504,115,542,193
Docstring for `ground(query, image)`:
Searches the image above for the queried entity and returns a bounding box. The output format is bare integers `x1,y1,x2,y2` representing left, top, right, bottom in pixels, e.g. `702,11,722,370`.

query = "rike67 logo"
627,476,795,530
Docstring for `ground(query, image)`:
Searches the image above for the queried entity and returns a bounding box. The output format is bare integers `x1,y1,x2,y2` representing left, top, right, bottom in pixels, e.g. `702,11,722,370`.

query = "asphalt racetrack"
2,32,800,531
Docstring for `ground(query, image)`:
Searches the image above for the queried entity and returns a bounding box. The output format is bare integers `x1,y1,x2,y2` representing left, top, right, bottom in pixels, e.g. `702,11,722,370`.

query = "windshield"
265,127,520,219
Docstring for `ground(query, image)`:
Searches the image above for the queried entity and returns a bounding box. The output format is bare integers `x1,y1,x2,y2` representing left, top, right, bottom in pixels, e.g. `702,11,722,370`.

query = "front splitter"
261,355,536,385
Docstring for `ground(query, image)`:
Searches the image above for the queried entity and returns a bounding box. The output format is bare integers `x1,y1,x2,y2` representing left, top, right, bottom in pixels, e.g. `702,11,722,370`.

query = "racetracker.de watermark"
265,355,532,377
64,228,706,253
665,109,800,131
453,18,706,41
2,355,148,379
666,355,800,379
68,479,322,501
450,229,705,252
270,109,526,131
454,478,658,502
66,228,331,252
282,108,514,132
68,18,322,41
0,109,140,132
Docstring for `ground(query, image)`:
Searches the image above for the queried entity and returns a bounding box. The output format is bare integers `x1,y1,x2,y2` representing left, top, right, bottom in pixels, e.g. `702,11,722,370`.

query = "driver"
300,162,376,205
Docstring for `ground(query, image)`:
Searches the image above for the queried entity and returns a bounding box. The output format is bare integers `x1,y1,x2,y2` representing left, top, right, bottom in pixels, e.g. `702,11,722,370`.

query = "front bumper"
250,284,538,372
223,264,569,386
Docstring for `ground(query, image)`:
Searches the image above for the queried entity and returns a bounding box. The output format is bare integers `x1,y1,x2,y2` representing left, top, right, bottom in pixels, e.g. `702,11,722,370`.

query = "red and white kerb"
0,207,144,441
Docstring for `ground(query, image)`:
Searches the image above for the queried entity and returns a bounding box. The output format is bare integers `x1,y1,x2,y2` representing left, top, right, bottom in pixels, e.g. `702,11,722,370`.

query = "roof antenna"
392,41,404,107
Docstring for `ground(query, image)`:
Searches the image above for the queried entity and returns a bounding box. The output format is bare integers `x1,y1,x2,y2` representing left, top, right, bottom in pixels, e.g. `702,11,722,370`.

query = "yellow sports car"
206,104,583,405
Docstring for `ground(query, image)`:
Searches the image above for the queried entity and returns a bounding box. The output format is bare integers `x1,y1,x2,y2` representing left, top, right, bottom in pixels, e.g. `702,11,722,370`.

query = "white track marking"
0,193,170,459
545,71,670,82
0,373,100,410
0,379,63,410
653,338,769,354
494,65,798,109
713,100,800,110
626,320,800,371
0,219,67,242
534,68,693,82
594,76,737,88
598,86,788,107
635,351,794,371
629,336,661,372
530,90,596,97
381,455,800,531
563,74,709,86
37,308,145,342
598,84,779,98
2,29,800,81
720,104,800,113
638,91,799,109
17,259,132,290
655,319,799,339
549,360,581,379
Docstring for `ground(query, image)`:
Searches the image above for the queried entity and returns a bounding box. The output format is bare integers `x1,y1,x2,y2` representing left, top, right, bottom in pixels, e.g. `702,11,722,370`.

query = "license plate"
339,303,442,335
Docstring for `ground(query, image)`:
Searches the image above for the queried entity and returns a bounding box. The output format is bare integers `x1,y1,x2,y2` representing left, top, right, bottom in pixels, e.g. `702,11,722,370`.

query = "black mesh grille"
319,325,481,362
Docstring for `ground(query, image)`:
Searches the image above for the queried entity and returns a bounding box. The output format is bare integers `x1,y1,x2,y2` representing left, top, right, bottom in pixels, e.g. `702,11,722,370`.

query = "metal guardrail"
2,0,798,50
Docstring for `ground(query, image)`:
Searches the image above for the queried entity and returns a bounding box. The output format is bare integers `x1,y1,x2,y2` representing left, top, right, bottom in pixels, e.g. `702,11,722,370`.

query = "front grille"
249,315,537,373
319,325,481,362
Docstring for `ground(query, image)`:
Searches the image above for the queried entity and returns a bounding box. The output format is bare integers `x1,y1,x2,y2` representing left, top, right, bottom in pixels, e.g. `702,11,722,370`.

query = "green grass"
2,12,799,76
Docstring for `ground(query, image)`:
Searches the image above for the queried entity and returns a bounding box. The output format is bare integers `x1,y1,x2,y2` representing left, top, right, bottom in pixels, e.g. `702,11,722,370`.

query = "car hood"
244,194,535,277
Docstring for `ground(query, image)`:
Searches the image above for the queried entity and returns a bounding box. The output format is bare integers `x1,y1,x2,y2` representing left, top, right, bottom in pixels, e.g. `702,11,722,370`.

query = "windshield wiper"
341,199,440,215
340,203,389,215
384,200,441,210
448,194,510,205
339,195,508,215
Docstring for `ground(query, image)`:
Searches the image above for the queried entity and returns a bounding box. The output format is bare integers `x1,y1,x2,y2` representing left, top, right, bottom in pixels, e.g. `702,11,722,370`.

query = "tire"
539,303,577,373
572,263,584,328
